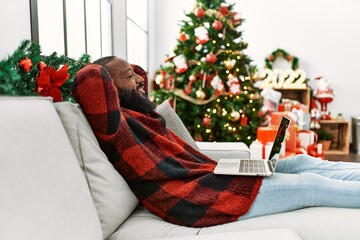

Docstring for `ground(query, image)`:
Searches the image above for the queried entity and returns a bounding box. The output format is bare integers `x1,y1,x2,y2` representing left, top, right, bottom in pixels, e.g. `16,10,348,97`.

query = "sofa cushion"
55,102,139,239
0,96,102,240
110,205,360,240
155,100,199,151
146,228,301,240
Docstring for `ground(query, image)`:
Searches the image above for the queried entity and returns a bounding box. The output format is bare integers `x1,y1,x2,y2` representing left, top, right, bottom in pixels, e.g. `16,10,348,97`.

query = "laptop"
213,116,291,176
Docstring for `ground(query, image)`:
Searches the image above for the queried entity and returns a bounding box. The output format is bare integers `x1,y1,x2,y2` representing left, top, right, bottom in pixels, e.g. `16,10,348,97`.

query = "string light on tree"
151,0,264,145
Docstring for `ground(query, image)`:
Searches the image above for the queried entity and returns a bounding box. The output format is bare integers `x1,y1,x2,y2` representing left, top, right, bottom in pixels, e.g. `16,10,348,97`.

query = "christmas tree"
151,0,264,146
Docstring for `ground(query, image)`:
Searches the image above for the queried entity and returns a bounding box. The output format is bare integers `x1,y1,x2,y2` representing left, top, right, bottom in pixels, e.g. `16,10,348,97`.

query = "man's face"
107,57,146,97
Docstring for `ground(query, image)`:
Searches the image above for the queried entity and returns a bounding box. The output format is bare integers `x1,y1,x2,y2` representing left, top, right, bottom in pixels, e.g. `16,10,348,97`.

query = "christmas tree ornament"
212,20,223,31
240,114,248,126
231,12,241,25
230,110,240,122
224,59,236,70
210,74,225,95
206,53,217,63
229,83,241,95
173,55,188,74
165,76,176,91
226,74,239,86
202,116,211,127
194,7,205,18
19,57,33,72
155,74,164,85
203,22,210,28
189,74,197,82
178,32,189,42
184,75,197,94
195,88,206,100
195,26,209,44
218,5,229,16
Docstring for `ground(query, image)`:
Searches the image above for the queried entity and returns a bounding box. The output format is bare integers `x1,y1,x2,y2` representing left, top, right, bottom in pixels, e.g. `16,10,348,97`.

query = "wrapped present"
257,126,278,145
270,111,296,126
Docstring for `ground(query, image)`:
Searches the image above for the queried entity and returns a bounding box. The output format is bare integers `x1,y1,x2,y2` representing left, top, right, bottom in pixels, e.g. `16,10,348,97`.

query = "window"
30,0,113,60
126,0,148,71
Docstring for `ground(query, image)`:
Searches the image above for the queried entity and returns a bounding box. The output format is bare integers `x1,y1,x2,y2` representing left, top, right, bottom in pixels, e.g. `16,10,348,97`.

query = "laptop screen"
268,116,291,161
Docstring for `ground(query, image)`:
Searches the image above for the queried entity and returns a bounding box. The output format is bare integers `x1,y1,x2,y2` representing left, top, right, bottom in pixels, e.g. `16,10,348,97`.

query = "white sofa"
1,96,360,240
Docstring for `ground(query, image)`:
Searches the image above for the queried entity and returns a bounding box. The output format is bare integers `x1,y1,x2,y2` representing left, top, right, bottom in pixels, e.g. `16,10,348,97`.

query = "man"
73,56,360,227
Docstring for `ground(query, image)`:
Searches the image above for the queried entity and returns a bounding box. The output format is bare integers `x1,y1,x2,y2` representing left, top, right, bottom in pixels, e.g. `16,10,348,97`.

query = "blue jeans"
240,154,360,220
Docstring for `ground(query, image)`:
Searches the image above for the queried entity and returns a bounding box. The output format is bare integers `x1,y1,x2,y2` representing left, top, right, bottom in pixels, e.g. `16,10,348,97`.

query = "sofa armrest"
146,228,302,240
196,142,250,162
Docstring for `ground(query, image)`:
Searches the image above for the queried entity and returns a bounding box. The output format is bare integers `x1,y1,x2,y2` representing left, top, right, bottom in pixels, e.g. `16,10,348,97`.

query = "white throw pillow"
156,100,199,151
55,102,139,239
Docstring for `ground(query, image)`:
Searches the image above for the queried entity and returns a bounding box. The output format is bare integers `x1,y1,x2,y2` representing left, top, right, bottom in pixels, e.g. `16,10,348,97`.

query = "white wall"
0,0,31,59
1,0,359,120
150,0,360,120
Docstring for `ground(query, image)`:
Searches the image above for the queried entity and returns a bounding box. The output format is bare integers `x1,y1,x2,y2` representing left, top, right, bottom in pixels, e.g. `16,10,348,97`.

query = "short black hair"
92,56,116,76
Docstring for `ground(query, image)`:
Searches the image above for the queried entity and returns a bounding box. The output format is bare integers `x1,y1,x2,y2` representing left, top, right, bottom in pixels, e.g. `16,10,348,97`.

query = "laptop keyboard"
239,159,266,173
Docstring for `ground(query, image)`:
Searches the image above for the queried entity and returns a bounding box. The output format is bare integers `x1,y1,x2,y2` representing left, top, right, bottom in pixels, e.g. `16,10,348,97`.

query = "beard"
118,88,156,114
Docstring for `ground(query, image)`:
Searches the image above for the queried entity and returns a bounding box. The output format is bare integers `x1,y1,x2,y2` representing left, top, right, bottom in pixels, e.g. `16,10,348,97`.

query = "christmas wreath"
265,48,299,70
0,40,90,102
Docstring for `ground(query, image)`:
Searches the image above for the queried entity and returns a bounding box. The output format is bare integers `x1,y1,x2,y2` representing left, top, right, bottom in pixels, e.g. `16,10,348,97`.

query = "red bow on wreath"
36,65,70,102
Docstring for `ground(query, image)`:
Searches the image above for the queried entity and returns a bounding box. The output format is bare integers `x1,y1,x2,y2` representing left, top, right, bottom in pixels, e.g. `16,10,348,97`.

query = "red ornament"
212,20,223,31
194,7,205,18
178,32,188,42
219,6,229,16
195,36,209,44
202,116,211,127
175,66,188,74
206,53,217,63
240,115,248,126
19,57,32,72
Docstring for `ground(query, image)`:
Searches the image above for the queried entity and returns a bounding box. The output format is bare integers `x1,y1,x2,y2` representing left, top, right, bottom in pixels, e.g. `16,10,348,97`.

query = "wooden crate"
320,120,350,156
274,87,310,113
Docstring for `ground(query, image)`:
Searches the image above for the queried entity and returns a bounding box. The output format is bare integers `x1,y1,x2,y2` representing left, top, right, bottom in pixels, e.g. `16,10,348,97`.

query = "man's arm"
73,64,121,140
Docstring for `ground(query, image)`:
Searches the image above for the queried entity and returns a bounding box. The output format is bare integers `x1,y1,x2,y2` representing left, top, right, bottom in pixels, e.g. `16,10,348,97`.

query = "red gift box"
257,127,278,145
270,111,296,126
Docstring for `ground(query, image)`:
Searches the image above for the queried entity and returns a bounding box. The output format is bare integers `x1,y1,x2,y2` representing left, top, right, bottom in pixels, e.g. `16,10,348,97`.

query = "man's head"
93,56,146,97
93,56,155,114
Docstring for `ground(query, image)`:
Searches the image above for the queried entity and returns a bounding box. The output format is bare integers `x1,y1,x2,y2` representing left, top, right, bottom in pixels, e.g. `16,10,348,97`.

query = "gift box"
270,111,296,126
250,140,286,159
257,127,278,145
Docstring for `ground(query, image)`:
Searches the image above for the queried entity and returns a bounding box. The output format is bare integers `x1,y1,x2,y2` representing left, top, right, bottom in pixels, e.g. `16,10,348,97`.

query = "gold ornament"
230,110,240,122
195,88,206,100
224,59,236,70
155,74,164,85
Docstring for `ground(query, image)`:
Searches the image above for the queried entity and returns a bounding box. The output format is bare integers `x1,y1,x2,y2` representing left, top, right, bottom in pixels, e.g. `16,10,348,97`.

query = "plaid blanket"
73,64,263,227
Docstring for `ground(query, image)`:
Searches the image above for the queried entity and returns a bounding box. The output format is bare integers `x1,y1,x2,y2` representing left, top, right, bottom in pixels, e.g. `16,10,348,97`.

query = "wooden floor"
325,153,360,163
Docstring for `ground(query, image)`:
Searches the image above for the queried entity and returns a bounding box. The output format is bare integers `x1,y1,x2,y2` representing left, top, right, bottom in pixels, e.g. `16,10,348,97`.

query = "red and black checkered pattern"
73,64,263,227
